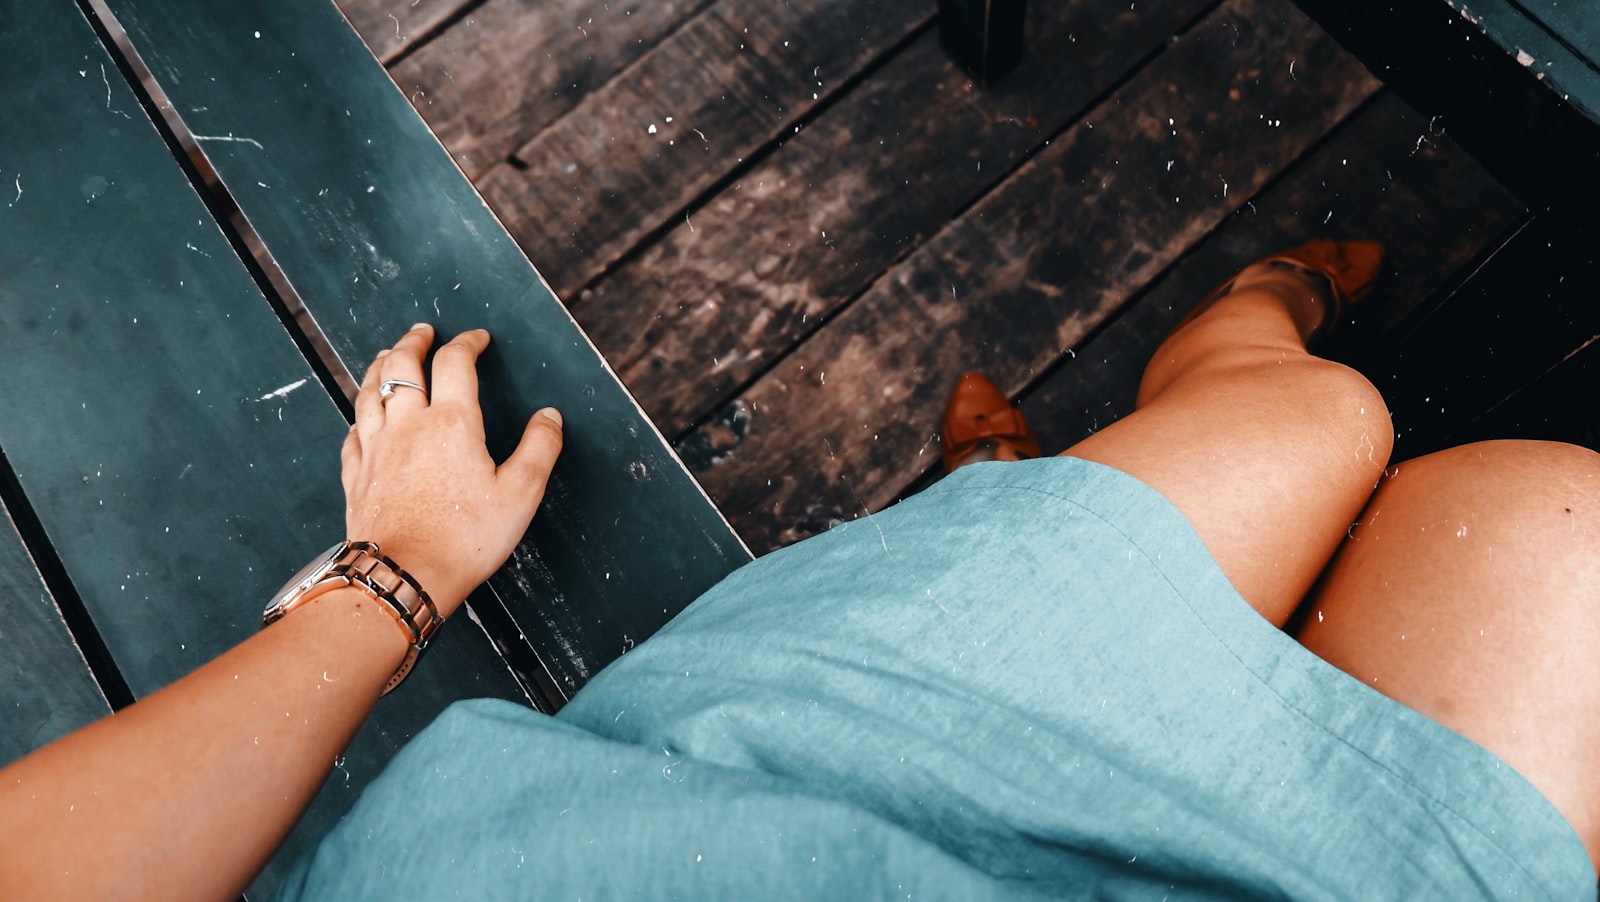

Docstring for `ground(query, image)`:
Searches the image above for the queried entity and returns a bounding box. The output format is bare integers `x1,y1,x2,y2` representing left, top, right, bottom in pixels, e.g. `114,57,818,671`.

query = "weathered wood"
387,0,713,178
0,498,111,766
102,0,753,713
1,3,528,894
476,0,934,297
1020,91,1525,455
574,0,1210,437
333,0,472,63
680,0,1380,552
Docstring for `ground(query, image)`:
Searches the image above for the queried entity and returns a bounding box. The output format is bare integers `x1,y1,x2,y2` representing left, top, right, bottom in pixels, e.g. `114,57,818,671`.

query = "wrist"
265,541,442,695
300,586,413,684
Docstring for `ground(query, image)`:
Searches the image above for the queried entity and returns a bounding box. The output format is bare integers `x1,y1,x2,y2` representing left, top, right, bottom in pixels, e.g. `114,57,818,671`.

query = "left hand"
340,324,564,616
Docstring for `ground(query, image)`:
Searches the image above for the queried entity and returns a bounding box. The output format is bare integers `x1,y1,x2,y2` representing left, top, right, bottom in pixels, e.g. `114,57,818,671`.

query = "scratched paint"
254,378,309,402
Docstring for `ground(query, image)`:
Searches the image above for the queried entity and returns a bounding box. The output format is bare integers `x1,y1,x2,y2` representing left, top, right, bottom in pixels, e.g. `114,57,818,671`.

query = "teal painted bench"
0,0,750,895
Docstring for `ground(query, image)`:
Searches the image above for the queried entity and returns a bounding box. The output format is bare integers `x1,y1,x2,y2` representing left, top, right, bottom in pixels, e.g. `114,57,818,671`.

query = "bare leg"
1297,440,1600,867
1063,267,1392,625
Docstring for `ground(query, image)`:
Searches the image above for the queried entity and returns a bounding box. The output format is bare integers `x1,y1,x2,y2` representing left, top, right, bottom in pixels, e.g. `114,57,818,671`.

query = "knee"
1279,357,1394,477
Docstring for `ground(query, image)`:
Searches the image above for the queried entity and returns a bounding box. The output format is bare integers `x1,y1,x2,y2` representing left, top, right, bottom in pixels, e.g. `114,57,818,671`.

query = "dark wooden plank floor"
337,0,1523,555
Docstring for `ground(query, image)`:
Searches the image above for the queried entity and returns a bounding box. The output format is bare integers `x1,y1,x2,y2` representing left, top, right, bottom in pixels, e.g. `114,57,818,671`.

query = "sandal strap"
945,407,1032,448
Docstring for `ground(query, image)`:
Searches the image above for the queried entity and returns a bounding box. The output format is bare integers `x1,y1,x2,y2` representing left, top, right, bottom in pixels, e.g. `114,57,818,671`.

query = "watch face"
267,541,348,615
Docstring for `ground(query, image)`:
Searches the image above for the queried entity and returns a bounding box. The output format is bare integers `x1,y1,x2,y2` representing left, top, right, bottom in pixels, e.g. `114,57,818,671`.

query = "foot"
1174,239,1385,346
941,372,1042,472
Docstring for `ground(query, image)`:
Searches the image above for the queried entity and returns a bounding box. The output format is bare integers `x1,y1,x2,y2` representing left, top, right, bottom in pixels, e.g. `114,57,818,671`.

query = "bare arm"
0,325,563,901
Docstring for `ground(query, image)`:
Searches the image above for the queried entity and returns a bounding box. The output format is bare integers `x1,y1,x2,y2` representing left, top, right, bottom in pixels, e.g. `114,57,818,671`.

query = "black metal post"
939,0,1026,86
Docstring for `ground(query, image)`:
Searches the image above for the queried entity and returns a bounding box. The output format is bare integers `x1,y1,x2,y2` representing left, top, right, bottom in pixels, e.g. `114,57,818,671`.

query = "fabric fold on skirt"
279,457,1595,900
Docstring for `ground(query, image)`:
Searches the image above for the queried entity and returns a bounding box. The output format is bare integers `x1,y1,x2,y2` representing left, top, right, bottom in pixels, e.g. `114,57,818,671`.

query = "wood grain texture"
334,0,472,63
680,0,1380,553
388,0,712,179
1019,91,1524,455
476,0,933,297
573,0,1210,437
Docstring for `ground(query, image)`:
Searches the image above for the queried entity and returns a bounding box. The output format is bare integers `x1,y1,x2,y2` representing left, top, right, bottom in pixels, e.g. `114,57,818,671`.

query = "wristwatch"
263,541,441,695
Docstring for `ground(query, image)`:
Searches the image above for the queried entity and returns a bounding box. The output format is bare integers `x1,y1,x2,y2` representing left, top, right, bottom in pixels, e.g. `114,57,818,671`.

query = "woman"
2,242,1594,899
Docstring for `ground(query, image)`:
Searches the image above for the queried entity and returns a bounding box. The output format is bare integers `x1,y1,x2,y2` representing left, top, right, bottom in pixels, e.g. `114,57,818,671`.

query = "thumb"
500,407,564,496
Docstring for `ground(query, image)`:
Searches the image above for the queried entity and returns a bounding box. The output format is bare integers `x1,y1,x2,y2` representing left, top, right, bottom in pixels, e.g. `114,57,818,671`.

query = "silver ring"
378,379,427,402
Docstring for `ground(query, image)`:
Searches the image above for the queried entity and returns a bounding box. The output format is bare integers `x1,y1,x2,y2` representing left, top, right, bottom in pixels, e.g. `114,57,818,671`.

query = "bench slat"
0,498,111,765
0,3,526,892
100,0,754,703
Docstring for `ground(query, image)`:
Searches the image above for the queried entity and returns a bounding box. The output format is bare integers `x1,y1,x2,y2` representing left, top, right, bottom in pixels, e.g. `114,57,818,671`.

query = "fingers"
353,349,389,441
500,407,564,497
378,323,435,412
428,329,490,409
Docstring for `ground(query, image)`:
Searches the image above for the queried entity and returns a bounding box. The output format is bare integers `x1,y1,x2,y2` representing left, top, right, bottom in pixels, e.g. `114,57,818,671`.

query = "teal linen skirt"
279,458,1595,899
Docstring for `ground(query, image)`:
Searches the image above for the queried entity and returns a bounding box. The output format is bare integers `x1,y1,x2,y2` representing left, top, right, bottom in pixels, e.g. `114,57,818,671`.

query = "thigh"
1064,338,1391,626
1296,440,1600,868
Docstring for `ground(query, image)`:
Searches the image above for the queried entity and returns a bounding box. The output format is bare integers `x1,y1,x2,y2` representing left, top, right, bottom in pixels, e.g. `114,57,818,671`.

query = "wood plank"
680,0,1380,553
0,498,111,766
387,0,714,178
101,0,753,709
1019,91,1525,455
574,0,1212,437
333,0,472,64
0,4,528,894
476,0,934,297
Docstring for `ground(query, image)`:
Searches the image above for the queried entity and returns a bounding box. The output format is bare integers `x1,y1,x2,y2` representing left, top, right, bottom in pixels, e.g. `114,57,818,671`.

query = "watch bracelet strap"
338,542,441,695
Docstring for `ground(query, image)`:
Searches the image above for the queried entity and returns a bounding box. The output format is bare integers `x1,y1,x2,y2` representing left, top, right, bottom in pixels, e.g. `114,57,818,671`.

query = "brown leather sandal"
1170,239,1385,345
941,372,1042,472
